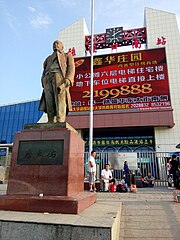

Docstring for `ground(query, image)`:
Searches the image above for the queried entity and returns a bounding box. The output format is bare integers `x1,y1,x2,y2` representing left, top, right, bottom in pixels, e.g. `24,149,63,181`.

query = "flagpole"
89,0,94,155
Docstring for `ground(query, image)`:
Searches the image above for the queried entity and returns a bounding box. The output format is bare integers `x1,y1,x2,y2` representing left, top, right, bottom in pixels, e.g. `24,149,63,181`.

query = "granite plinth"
7,126,84,196
0,192,96,214
1,125,96,214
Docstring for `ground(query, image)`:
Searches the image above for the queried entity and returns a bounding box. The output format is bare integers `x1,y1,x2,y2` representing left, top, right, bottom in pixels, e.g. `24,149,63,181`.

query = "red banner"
71,48,171,112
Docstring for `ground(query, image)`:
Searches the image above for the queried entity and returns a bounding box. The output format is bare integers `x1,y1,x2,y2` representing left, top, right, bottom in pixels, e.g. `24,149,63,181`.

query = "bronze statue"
39,40,75,123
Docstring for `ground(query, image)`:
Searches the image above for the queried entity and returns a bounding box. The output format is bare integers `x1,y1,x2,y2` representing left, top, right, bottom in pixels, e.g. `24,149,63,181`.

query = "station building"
1,7,180,162
57,7,180,154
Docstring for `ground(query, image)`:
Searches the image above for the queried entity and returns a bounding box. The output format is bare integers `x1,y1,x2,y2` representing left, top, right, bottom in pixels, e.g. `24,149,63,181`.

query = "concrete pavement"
98,187,180,240
0,185,179,240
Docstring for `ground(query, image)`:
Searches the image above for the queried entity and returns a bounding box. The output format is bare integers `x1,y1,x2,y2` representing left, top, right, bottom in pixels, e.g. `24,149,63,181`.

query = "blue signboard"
0,148,7,157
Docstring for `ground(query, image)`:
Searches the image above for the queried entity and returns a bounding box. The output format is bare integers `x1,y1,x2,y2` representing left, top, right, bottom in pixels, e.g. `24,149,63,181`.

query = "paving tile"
0,184,180,240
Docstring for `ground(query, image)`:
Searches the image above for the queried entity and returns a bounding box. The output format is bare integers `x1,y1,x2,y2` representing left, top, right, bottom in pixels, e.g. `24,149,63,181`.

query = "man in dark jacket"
170,155,179,188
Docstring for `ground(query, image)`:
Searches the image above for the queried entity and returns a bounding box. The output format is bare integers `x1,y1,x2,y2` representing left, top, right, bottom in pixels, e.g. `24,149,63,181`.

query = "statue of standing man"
39,40,75,123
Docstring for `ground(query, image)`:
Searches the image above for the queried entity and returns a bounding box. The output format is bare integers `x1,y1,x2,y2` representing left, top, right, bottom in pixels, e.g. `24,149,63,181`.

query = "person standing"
88,151,97,192
170,155,179,188
39,40,75,123
166,157,172,188
123,161,131,186
176,164,180,190
137,163,142,176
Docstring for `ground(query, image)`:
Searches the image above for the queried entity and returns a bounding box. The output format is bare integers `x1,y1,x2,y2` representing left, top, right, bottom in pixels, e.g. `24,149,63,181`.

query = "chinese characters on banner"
156,37,166,45
132,39,141,49
84,138,154,147
68,47,76,56
111,43,118,51
88,44,97,54
71,48,171,112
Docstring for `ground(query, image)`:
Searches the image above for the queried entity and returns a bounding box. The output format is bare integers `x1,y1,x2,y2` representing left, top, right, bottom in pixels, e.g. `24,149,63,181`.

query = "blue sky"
0,0,180,105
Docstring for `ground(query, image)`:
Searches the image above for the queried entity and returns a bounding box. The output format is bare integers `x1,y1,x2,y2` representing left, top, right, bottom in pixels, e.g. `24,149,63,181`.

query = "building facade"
145,8,180,152
0,8,180,155
59,7,180,154
0,100,43,144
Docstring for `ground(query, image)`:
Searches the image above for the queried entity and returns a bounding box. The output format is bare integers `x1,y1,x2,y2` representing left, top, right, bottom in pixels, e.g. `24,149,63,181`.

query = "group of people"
123,160,155,188
88,151,155,192
167,155,180,189
88,150,116,192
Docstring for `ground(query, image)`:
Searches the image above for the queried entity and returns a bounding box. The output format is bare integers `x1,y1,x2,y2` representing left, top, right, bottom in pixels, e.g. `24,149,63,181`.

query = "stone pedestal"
0,123,96,214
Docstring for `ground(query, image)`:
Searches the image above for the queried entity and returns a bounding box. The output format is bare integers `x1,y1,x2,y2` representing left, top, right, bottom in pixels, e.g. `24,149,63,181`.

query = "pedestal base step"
0,192,96,214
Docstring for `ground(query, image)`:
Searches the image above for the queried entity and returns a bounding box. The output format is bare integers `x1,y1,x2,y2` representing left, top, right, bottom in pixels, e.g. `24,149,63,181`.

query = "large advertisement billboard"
71,48,171,112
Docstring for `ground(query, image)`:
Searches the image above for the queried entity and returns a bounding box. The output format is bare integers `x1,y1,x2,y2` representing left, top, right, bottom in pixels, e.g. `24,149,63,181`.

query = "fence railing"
84,152,171,184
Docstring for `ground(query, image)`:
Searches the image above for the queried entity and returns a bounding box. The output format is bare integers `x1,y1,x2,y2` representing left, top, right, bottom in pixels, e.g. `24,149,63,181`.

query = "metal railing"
84,152,171,185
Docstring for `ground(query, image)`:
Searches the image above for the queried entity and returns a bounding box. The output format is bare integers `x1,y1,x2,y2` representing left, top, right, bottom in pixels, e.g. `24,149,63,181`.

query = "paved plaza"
98,187,180,240
0,185,179,240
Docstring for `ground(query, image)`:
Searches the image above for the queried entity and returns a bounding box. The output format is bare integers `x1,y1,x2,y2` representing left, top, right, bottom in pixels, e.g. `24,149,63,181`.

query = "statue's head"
53,40,64,52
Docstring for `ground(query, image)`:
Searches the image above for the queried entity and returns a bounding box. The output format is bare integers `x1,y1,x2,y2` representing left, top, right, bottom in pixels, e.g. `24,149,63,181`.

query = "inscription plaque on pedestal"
17,140,64,165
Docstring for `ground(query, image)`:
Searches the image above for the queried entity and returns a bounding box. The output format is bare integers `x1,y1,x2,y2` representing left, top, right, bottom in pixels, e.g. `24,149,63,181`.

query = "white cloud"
30,13,53,29
28,6,36,13
6,13,17,31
